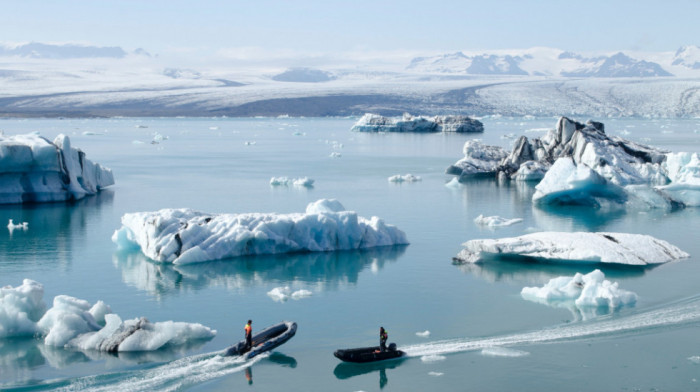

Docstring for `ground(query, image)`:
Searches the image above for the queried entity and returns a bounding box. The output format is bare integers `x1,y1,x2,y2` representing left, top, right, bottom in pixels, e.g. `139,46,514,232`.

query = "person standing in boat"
244,320,253,352
379,327,388,352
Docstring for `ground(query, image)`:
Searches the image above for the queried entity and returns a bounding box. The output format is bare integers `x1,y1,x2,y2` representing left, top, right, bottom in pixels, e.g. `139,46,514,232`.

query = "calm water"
1,116,700,391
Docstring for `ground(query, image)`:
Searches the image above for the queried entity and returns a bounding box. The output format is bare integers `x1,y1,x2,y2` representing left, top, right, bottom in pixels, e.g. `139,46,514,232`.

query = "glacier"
453,232,688,266
447,117,700,209
351,113,484,133
0,133,114,204
0,279,216,351
112,199,409,264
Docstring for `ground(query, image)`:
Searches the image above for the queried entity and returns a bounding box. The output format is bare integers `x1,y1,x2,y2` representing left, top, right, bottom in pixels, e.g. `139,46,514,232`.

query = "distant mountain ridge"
0,42,149,59
407,47,700,77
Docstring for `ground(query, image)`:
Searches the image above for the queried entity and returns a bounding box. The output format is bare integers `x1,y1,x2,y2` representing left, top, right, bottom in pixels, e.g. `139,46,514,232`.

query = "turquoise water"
1,116,700,391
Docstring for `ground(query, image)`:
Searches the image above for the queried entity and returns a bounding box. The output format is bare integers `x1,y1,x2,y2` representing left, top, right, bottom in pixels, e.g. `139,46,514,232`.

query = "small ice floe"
132,140,145,145
500,133,516,140
135,125,148,128
245,141,256,146
473,214,523,227
428,372,444,377
521,269,637,313
454,232,688,266
445,178,461,188
415,330,430,338
267,287,312,302
388,174,422,183
421,355,446,362
330,152,342,158
82,131,103,136
269,177,314,188
688,356,700,364
292,131,306,136
152,132,167,143
481,347,530,358
209,126,219,130
0,279,215,351
7,219,28,232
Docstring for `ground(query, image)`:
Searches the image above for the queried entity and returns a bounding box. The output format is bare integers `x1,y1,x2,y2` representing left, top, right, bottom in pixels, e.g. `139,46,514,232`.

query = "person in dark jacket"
244,320,252,352
379,327,388,352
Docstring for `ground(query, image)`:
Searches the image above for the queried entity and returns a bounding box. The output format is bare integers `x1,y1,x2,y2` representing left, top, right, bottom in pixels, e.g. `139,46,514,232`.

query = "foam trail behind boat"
403,296,700,358
56,351,269,392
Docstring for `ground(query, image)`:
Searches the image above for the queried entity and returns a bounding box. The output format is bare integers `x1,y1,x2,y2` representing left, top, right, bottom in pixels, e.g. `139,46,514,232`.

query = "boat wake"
54,351,268,392
402,295,700,358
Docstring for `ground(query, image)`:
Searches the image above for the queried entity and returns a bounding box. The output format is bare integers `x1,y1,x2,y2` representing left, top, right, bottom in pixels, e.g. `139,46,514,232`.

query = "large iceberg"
0,133,114,204
0,279,215,351
453,231,688,266
351,113,484,133
446,117,700,208
113,199,409,264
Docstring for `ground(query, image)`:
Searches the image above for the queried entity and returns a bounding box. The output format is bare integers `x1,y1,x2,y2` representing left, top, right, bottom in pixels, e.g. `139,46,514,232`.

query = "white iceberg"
446,140,509,180
454,232,688,266
388,174,422,183
0,280,215,351
267,287,313,302
415,330,430,338
521,269,637,310
474,214,523,227
0,133,114,204
351,113,483,133
270,177,314,187
112,199,409,264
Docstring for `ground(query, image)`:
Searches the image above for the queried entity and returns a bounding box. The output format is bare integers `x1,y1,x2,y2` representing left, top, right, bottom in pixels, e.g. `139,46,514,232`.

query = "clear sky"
1,0,698,62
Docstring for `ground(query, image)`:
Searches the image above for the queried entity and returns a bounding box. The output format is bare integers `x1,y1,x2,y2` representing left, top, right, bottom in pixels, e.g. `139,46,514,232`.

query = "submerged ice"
0,133,114,204
0,279,215,351
113,199,408,264
446,117,700,209
454,232,688,266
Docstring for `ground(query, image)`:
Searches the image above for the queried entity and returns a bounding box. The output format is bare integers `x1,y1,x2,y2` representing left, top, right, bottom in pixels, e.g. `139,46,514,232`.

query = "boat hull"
334,345,405,363
225,321,297,358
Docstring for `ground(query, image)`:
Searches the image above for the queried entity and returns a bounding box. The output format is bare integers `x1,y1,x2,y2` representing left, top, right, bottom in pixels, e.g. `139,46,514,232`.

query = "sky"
1,0,698,65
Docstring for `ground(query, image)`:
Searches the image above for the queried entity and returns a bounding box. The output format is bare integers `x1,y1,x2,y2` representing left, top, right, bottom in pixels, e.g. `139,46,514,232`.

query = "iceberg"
351,113,484,133
521,269,637,310
269,177,314,187
388,174,421,183
112,199,409,264
0,280,215,351
474,214,523,227
0,133,114,204
453,231,688,266
447,117,700,208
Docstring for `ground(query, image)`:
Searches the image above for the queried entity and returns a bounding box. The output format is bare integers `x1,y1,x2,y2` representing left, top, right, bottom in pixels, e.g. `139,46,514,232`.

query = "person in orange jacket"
244,320,252,352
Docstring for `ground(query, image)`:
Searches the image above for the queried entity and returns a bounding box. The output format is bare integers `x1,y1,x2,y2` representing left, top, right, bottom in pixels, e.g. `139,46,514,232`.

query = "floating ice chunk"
415,330,430,338
113,199,408,264
474,214,523,227
270,177,314,187
445,140,509,180
0,133,114,204
444,178,461,188
428,371,444,377
454,232,688,266
421,354,446,362
351,113,483,133
689,356,700,364
521,270,638,314
330,152,341,158
7,219,28,233
0,279,46,338
267,287,313,302
0,280,215,351
388,174,422,183
481,347,530,357
244,141,256,146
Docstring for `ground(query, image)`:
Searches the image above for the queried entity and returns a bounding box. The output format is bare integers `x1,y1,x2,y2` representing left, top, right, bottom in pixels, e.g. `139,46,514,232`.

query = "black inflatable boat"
334,343,405,363
225,321,297,359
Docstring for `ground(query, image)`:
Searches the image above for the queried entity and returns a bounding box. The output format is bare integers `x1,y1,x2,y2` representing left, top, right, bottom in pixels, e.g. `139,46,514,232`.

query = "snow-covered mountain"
0,42,139,59
407,49,675,77
672,45,700,69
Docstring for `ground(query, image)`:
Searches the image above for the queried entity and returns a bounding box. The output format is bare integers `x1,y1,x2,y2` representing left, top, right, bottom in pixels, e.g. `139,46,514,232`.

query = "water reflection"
333,358,406,389
456,258,647,286
0,335,210,383
0,190,114,273
113,246,407,298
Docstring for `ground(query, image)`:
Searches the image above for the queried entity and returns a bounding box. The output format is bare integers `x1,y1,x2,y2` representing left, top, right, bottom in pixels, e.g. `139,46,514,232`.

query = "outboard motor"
388,343,397,352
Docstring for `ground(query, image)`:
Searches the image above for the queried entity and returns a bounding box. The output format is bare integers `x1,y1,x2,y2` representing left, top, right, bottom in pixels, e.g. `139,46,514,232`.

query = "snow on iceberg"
521,269,637,311
112,199,409,264
0,133,114,204
351,113,484,133
447,117,700,208
474,214,523,227
0,280,215,351
453,232,688,266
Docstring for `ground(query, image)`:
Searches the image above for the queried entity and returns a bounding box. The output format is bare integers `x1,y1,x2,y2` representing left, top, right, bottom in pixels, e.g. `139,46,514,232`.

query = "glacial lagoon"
2,116,700,391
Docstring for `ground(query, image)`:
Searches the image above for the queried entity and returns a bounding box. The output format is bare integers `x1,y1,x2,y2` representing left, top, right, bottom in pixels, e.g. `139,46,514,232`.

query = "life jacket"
245,323,252,336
